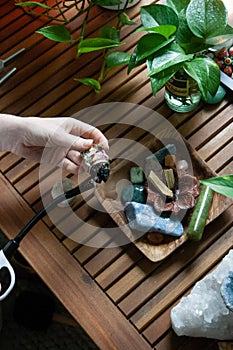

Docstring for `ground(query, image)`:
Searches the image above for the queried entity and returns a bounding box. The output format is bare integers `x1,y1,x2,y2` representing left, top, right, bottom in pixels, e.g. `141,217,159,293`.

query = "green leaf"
36,25,71,42
224,25,233,35
74,78,101,93
92,0,121,5
133,34,174,64
186,0,228,39
78,38,122,53
119,12,137,26
136,25,177,39
199,175,233,198
184,56,220,100
99,26,120,42
166,0,190,14
15,1,51,9
205,34,233,47
105,51,131,67
140,4,179,28
147,42,192,76
127,48,139,73
175,9,206,53
148,62,184,95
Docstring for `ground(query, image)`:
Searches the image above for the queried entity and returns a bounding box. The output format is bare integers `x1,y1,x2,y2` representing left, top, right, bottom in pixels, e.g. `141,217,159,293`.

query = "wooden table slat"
130,225,233,331
206,141,233,172
187,103,233,149
117,207,232,317
95,245,142,289
0,173,152,350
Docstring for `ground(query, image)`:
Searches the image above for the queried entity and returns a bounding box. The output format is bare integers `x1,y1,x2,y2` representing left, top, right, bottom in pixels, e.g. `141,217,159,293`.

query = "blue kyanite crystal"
124,202,183,237
221,271,233,312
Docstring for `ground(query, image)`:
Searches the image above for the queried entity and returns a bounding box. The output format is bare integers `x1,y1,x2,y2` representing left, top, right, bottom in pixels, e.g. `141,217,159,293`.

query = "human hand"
0,114,109,174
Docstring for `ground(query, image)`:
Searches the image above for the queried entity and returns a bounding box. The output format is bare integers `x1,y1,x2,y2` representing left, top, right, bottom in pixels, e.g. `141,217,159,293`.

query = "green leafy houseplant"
109,0,233,102
16,0,136,92
200,174,233,198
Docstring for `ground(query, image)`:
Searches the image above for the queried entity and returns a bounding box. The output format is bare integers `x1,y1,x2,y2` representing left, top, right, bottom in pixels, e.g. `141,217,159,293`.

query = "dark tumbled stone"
121,185,147,204
145,144,176,164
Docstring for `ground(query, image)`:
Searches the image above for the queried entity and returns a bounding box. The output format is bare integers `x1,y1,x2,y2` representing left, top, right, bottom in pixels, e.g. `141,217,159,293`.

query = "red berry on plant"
224,66,233,76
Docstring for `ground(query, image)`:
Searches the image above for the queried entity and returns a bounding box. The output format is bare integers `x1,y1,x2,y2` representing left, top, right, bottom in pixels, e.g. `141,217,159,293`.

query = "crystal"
51,178,76,208
221,271,233,312
145,144,176,164
121,185,147,204
124,202,184,237
130,167,145,184
171,249,233,340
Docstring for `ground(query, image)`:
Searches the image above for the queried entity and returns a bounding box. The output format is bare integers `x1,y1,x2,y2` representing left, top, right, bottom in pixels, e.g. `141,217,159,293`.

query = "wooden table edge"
0,172,152,350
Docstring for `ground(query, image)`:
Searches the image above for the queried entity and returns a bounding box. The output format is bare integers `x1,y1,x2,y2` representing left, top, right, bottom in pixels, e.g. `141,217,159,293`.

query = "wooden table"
0,1,232,349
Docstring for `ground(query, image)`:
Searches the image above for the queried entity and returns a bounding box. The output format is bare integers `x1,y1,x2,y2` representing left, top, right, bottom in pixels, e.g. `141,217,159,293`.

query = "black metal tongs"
0,145,110,300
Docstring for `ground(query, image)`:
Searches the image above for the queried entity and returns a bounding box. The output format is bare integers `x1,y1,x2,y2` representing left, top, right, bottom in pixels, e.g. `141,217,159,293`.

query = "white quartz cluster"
171,249,233,340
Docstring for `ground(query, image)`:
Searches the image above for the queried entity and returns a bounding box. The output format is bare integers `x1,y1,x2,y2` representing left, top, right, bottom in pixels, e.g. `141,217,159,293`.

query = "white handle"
0,250,16,301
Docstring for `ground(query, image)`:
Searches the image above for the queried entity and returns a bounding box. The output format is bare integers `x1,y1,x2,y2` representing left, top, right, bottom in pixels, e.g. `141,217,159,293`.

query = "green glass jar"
164,68,201,112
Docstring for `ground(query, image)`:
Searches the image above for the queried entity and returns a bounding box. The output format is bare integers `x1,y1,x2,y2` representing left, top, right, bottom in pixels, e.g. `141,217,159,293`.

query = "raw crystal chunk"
51,178,76,207
124,202,183,237
171,249,233,340
221,271,233,312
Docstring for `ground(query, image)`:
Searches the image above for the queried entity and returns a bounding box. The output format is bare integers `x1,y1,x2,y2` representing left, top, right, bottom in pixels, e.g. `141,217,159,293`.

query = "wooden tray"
95,139,232,262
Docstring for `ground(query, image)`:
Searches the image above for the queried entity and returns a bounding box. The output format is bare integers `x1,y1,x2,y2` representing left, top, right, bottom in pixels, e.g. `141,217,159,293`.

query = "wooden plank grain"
5,159,38,184
0,153,22,173
84,245,127,277
0,173,152,350
177,96,232,139
206,140,233,172
96,245,142,290
187,103,233,150
118,206,233,317
130,225,233,332
199,124,233,161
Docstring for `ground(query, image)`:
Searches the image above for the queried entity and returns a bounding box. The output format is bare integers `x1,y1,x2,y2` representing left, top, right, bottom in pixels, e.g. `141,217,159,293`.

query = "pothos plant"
200,175,233,198
111,0,233,100
15,0,136,92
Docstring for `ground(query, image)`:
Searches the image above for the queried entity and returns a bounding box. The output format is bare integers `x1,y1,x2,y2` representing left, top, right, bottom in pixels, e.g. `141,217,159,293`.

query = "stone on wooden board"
121,184,147,204
171,249,233,340
130,167,145,184
124,202,183,237
145,144,176,163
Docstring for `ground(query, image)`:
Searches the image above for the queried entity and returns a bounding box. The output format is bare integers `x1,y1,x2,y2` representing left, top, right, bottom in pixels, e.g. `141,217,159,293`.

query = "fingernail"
83,139,93,147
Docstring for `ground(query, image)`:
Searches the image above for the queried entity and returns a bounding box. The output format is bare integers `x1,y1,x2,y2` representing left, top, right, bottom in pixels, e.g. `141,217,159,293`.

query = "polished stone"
121,184,147,204
124,202,183,237
204,85,226,104
130,167,144,184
